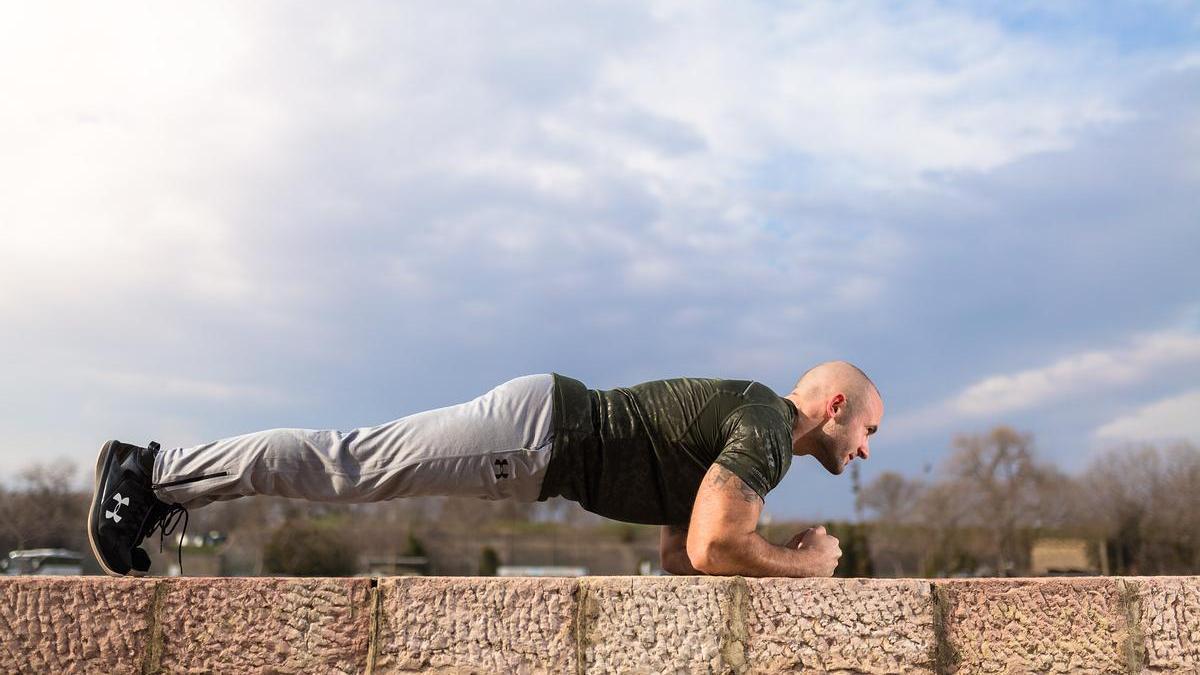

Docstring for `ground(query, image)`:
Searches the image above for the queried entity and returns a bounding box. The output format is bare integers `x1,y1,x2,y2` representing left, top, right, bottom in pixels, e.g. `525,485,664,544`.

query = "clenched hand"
786,526,842,577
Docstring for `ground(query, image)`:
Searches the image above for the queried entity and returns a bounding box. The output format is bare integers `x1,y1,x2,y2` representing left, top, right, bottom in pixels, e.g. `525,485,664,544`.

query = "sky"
1,1,1198,519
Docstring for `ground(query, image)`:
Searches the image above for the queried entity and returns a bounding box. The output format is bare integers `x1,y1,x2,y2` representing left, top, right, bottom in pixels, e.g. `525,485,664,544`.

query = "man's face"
815,392,882,476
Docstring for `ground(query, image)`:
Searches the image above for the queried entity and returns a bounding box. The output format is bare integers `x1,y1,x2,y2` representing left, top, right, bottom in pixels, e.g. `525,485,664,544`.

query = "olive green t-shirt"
537,374,797,525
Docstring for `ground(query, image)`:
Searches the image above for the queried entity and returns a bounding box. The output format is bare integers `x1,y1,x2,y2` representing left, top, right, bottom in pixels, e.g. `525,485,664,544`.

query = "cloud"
950,331,1200,416
80,368,295,407
572,0,1148,201
0,1,1156,318
886,328,1200,439
1095,390,1200,443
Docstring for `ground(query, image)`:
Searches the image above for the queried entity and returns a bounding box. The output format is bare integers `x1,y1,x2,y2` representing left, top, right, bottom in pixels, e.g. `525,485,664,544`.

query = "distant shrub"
263,517,360,576
479,546,500,576
404,531,427,557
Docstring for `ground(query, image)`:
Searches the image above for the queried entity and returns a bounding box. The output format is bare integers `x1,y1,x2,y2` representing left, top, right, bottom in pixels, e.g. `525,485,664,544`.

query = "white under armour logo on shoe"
105,493,130,523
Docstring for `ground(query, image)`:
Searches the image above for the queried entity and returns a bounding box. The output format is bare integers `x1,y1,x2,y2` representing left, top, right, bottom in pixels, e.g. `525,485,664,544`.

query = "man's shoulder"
564,374,777,396
620,376,779,398
722,381,792,421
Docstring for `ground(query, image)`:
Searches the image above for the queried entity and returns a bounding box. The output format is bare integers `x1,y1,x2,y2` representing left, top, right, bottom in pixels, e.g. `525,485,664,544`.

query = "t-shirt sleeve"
711,405,792,500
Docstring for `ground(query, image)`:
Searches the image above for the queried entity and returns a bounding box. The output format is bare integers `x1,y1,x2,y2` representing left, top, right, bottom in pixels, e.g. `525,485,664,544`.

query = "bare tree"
945,427,1054,575
0,485,31,552
0,459,85,554
1156,443,1200,571
1082,442,1200,574
858,471,922,523
914,479,977,576
858,471,925,576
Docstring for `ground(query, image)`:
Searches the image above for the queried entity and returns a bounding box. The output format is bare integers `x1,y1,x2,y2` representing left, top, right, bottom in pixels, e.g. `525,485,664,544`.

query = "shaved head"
792,361,880,414
787,357,883,420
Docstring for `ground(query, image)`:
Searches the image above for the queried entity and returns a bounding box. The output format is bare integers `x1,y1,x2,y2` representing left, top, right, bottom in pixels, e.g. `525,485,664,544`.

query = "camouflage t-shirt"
537,374,796,525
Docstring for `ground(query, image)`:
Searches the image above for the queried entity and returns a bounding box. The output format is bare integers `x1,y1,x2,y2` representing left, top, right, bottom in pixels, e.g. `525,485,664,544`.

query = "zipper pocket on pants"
152,471,229,489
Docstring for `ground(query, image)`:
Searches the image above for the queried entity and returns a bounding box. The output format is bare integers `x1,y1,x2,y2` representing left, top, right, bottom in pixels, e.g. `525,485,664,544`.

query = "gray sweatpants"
151,374,556,509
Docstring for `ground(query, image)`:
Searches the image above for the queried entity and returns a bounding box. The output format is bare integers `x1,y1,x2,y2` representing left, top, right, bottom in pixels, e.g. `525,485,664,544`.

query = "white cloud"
1095,390,1200,443
0,0,1157,327
950,331,1200,416
598,1,1133,192
0,4,265,316
886,329,1200,439
80,368,295,407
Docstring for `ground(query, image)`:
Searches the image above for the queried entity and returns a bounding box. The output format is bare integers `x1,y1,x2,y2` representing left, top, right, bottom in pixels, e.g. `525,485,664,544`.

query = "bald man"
88,362,883,577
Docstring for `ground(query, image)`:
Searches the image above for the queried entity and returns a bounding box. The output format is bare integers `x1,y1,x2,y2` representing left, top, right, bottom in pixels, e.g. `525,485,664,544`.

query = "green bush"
825,521,874,578
262,517,360,576
479,546,500,576
403,531,427,557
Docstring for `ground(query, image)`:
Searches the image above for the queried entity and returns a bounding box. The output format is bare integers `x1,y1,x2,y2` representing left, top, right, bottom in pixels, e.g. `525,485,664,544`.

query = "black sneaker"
87,440,188,576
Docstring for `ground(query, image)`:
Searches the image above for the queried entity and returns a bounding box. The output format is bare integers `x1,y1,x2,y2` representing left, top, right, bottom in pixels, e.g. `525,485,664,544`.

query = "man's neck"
783,392,822,455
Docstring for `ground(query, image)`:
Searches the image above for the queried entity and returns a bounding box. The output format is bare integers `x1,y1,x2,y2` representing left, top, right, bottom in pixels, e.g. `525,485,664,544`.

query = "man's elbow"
660,554,695,576
687,537,743,575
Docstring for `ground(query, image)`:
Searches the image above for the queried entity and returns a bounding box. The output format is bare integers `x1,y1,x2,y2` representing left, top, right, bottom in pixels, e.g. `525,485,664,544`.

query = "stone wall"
0,576,1196,673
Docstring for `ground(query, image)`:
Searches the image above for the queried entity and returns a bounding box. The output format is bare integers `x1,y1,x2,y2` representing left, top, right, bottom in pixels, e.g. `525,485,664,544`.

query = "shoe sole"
86,440,146,578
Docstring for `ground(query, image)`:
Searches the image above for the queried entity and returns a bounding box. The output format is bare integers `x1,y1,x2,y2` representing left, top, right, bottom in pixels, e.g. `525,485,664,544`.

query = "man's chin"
820,458,845,475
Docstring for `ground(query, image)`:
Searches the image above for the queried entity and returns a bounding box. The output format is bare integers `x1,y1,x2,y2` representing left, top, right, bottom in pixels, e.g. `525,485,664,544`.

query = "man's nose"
858,446,869,460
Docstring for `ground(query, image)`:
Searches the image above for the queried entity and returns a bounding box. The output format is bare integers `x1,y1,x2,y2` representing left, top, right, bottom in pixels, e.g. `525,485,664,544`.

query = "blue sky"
1,1,1197,519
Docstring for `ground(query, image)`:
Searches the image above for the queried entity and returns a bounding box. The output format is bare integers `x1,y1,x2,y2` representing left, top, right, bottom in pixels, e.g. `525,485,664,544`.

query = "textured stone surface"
745,577,936,673
5,575,1200,674
0,576,157,674
1135,576,1200,673
938,577,1128,674
155,577,371,674
375,576,579,674
582,575,738,674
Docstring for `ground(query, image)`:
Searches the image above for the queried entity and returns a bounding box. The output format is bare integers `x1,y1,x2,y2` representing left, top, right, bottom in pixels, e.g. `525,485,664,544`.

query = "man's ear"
827,393,846,418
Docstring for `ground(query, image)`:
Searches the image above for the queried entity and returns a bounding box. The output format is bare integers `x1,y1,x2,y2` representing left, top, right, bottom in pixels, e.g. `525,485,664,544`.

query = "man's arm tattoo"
712,465,763,503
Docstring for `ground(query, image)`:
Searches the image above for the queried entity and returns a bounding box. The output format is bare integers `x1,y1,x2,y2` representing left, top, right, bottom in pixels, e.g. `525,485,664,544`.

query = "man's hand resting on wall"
785,526,842,577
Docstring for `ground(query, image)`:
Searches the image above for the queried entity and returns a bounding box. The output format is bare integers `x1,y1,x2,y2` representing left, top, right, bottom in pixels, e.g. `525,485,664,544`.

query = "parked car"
2,549,84,576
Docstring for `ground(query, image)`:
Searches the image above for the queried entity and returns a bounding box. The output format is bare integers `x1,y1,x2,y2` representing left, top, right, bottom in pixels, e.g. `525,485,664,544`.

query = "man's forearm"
696,532,827,577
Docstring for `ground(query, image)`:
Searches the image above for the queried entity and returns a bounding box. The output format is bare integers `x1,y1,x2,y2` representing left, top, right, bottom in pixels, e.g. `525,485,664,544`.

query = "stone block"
581,575,739,674
0,576,157,674
154,577,371,674
744,577,936,673
1134,576,1200,673
937,577,1128,674
375,576,579,674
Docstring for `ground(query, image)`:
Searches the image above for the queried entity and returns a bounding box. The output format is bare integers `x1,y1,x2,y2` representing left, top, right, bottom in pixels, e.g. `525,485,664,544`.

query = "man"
88,361,882,577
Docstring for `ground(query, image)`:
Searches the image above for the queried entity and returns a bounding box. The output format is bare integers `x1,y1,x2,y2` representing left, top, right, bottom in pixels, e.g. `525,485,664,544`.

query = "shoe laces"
148,503,189,575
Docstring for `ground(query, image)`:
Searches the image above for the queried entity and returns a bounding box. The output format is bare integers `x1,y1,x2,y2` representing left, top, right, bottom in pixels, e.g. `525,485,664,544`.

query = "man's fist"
789,525,841,577
784,527,813,549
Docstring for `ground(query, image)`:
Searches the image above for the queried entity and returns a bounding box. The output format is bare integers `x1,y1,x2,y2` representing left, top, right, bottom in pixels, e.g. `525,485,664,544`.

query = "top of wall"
2,575,1197,673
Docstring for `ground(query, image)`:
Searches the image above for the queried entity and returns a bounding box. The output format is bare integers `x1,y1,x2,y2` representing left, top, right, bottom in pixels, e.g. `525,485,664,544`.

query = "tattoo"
711,465,763,504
